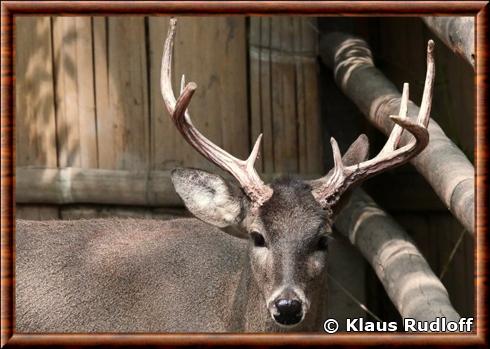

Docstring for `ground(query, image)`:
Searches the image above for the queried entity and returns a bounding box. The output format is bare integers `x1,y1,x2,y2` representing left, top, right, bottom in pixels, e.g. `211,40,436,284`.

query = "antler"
161,18,273,206
310,40,435,208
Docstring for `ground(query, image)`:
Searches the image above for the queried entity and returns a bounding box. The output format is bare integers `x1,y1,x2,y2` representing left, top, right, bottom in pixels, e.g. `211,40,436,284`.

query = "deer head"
162,18,434,327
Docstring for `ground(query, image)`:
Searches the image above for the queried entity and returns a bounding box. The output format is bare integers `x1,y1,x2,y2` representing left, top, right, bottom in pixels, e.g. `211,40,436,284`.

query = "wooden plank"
301,18,323,174
249,17,263,172
93,17,113,168
94,17,149,170
16,167,321,207
270,17,298,173
52,17,79,167
52,17,97,168
15,17,59,219
259,17,275,173
215,18,248,163
147,18,174,170
149,17,248,175
294,18,308,173
301,18,325,173
250,17,322,175
16,205,59,220
75,17,98,168
15,17,58,168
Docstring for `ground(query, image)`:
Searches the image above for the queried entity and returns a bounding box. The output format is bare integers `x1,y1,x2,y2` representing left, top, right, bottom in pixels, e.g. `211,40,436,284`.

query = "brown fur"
15,217,325,332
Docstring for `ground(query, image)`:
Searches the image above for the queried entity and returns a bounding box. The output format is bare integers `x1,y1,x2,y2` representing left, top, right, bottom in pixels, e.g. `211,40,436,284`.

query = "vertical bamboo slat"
148,17,248,173
92,17,113,169
271,17,296,173
15,17,59,219
249,18,263,172
15,17,58,168
52,17,97,168
94,17,149,170
249,17,323,175
300,19,323,174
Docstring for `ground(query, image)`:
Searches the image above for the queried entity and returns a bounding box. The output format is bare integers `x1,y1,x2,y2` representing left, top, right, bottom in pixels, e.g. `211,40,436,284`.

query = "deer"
15,18,434,333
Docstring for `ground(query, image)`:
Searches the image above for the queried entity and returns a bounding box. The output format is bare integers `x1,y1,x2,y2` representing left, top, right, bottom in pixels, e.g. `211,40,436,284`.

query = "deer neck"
226,252,275,332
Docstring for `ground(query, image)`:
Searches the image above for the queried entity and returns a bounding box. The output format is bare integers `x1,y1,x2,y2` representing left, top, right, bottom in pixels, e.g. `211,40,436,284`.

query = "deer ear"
171,168,246,228
308,134,370,213
309,134,370,191
341,134,370,165
331,134,370,215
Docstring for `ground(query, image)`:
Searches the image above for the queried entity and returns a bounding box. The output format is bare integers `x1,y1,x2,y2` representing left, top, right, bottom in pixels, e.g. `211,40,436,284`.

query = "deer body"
15,19,434,333
16,184,328,333
16,218,255,332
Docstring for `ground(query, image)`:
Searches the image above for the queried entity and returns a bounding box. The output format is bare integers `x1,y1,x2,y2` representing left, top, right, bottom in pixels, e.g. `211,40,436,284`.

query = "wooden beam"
335,189,461,322
320,32,474,235
15,167,318,207
16,167,180,207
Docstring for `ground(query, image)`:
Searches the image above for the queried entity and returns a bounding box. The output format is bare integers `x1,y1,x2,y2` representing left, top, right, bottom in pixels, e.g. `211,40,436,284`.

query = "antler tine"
311,40,434,207
161,18,273,206
418,39,435,127
381,82,409,153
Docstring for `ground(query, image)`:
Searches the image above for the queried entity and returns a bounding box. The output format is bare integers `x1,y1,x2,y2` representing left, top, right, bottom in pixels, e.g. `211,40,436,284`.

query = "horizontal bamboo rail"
16,167,318,207
16,167,181,207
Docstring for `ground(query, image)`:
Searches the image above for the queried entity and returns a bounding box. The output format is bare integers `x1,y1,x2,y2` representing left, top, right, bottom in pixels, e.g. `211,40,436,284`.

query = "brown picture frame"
1,1,487,347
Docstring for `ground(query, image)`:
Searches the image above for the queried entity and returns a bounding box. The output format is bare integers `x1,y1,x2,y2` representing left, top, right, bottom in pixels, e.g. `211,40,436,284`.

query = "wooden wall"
15,16,324,219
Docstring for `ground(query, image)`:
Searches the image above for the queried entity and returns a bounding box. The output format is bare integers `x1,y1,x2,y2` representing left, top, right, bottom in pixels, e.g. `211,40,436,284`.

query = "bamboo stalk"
16,167,181,207
320,32,474,235
423,17,474,69
15,167,318,207
335,188,461,322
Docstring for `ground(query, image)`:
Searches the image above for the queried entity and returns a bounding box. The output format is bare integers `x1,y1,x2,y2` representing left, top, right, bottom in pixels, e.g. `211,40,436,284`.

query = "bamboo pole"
320,32,474,236
335,188,461,322
423,17,474,69
15,167,318,207
16,167,181,207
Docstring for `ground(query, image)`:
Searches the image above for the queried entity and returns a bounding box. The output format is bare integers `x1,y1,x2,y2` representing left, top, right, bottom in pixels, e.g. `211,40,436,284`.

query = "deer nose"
273,299,303,325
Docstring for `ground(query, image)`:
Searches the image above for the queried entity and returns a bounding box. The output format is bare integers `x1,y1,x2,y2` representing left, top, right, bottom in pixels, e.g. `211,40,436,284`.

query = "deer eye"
251,232,266,248
317,236,329,251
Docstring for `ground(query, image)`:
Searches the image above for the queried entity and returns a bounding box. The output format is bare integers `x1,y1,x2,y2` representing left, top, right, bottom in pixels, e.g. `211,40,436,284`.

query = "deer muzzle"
267,287,309,327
